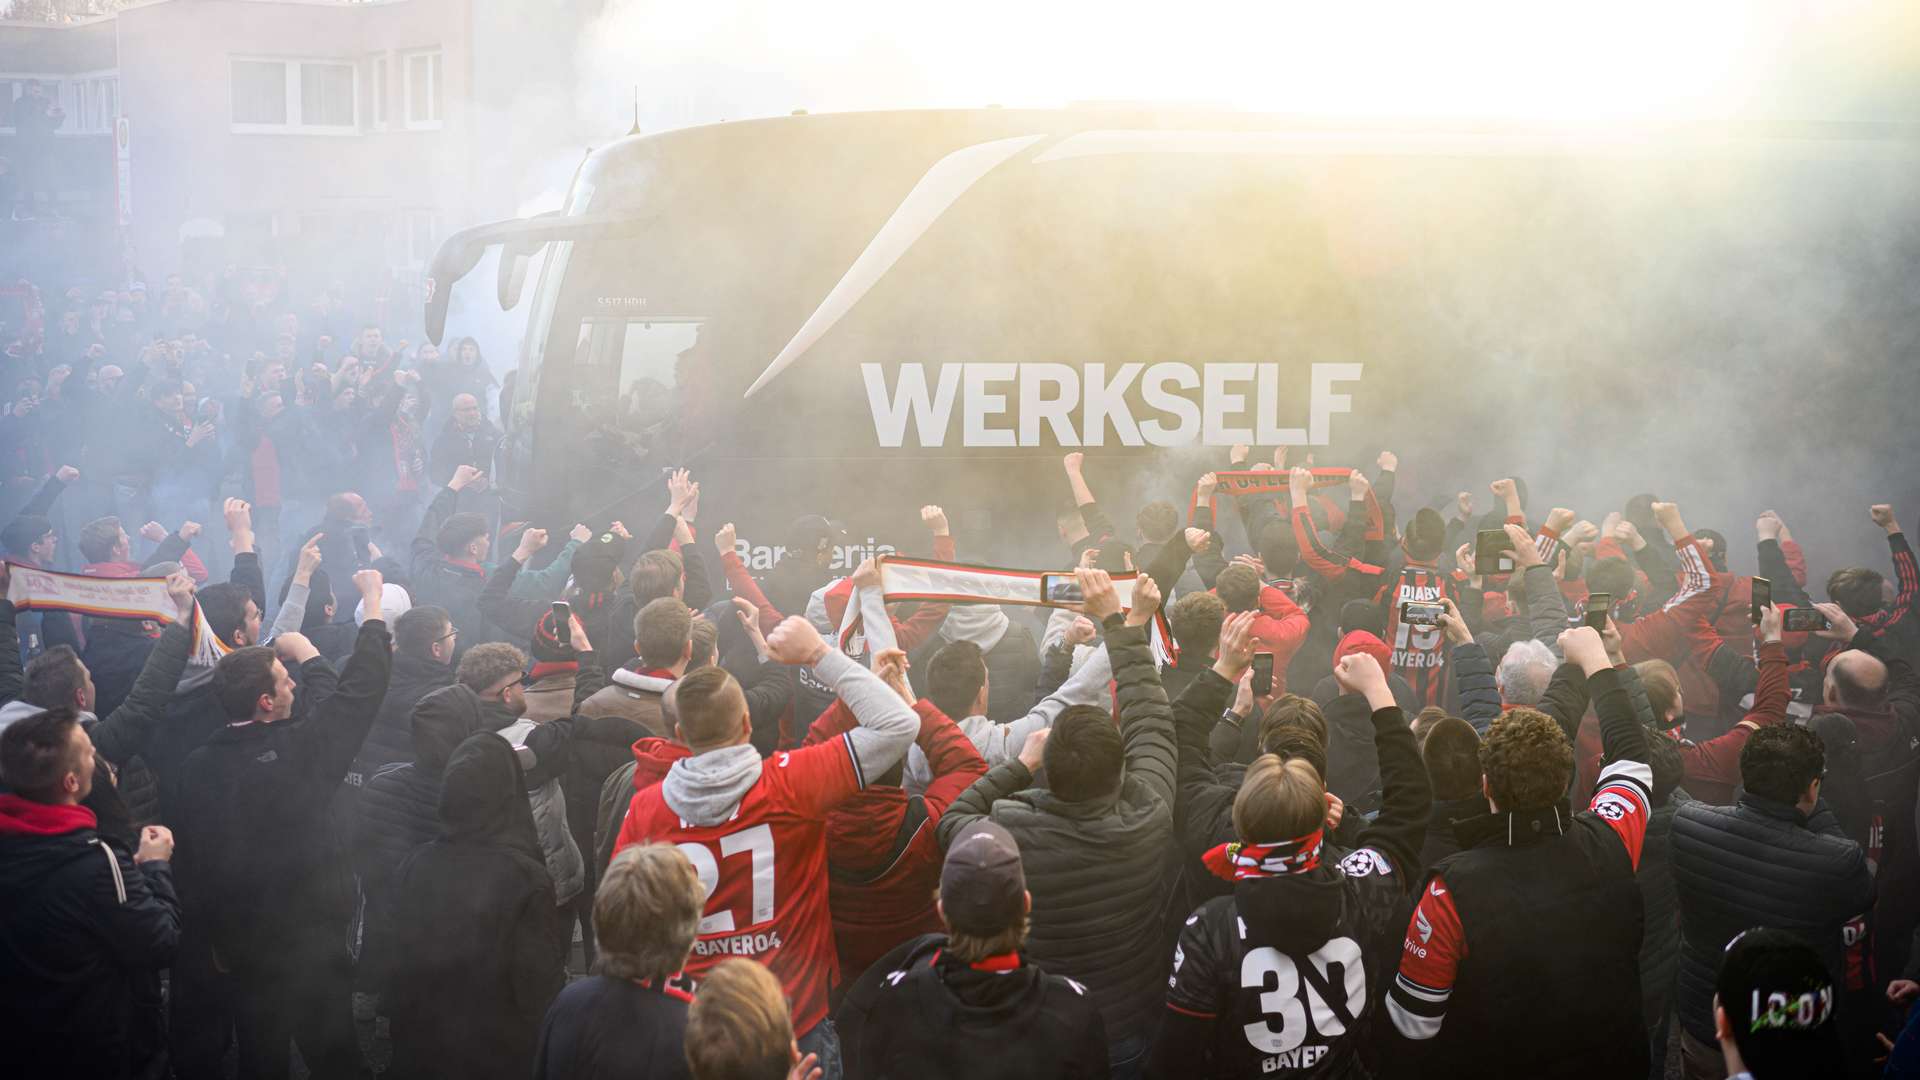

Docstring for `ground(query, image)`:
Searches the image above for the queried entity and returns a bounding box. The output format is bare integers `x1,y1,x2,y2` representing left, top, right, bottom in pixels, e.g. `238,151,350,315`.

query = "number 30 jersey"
616,738,864,1036
1165,845,1410,1077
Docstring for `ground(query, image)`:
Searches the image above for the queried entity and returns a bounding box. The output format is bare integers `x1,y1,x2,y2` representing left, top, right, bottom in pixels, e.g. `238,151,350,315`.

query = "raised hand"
1348,469,1370,498
1017,728,1050,773
921,505,949,537
1811,601,1857,643
273,631,318,664
139,521,167,543
1064,615,1097,647
1229,444,1251,466
1288,466,1311,503
1213,610,1257,680
166,570,195,622
1756,602,1782,645
450,464,484,492
1438,596,1473,647
569,523,592,544
135,825,175,865
1334,650,1392,708
609,520,632,540
666,468,694,516
224,497,254,554
1196,472,1220,497
295,534,324,582
1651,501,1686,538
1125,573,1162,628
1755,510,1783,542
1505,522,1543,569
179,521,202,543
353,568,385,622
1062,451,1085,475
1456,491,1474,518
1544,507,1576,534
766,616,830,666
1077,567,1121,620
872,648,914,705
1557,625,1611,674
714,522,738,555
1184,527,1211,552
54,465,79,484
850,557,882,590
1565,519,1600,546
1872,504,1899,534
514,528,548,562
1613,519,1646,551
1377,450,1398,472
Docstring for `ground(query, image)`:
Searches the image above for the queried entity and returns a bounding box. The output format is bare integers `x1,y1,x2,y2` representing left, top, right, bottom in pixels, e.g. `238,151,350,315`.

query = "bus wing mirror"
425,213,648,345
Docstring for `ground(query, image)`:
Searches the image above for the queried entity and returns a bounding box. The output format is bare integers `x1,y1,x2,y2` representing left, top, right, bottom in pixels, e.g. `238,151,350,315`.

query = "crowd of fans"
1,266,1918,1080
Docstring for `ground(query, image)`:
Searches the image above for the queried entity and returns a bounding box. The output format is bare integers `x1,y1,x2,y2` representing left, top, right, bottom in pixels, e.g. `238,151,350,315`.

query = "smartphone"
1251,652,1274,697
1784,607,1831,633
1401,600,1446,627
350,526,372,568
1583,591,1612,632
1045,580,1085,605
1475,529,1515,575
1750,577,1772,626
551,600,572,648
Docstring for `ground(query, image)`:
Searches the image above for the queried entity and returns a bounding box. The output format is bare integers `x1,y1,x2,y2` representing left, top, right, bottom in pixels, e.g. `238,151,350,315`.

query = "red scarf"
1188,468,1384,541
1202,830,1325,881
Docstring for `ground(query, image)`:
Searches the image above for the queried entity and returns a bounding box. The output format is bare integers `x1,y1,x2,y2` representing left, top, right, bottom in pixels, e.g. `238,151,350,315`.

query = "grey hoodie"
661,650,919,827
905,641,1113,795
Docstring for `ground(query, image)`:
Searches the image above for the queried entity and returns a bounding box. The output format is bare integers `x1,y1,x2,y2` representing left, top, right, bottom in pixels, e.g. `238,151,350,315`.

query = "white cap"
356,583,412,624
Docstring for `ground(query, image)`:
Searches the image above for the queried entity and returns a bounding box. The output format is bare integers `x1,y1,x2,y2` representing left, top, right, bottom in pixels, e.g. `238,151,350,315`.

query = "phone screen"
1475,529,1515,575
1251,653,1274,697
1751,577,1772,625
1583,592,1612,632
551,601,572,648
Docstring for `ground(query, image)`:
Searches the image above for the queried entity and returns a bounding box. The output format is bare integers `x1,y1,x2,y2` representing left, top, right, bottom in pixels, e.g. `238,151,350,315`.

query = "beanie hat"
1334,630,1391,677
529,609,578,680
570,530,628,597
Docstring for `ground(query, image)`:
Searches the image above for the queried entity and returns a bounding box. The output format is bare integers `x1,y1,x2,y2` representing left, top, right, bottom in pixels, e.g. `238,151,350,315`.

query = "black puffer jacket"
1671,792,1874,1044
0,796,181,1080
1638,797,1682,1039
354,684,492,902
935,616,1176,1056
348,650,454,789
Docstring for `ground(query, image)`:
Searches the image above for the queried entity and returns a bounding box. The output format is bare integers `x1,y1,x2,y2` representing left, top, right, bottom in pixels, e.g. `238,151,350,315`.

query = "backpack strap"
829,796,929,886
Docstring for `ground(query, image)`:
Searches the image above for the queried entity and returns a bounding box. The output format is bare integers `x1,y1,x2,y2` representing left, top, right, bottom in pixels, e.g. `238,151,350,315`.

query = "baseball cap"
785,514,845,556
1715,928,1845,1079
940,821,1026,935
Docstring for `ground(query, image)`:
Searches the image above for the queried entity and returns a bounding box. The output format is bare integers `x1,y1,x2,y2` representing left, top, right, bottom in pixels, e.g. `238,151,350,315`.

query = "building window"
369,54,389,130
61,74,119,135
230,57,358,134
404,49,441,129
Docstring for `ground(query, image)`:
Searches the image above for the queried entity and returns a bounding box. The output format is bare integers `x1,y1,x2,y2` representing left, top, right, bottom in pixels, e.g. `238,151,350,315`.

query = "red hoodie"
802,698,987,979
0,794,96,837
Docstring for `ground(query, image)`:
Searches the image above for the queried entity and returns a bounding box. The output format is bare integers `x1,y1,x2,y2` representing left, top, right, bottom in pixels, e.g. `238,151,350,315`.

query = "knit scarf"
840,555,1176,664
1202,830,1325,881
1187,468,1384,542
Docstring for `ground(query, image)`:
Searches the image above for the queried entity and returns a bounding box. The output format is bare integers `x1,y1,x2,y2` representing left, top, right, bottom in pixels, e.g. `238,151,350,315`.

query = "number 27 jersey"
1165,846,1409,1077
615,739,863,1036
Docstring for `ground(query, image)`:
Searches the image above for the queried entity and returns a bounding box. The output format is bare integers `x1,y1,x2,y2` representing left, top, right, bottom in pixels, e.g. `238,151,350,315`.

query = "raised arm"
1340,650,1431,881
1102,570,1177,810
1754,512,1810,608
477,528,556,645
1062,453,1116,545
91,576,197,765
284,571,395,788
1870,504,1917,634
714,522,783,632
1441,601,1501,732
767,616,921,795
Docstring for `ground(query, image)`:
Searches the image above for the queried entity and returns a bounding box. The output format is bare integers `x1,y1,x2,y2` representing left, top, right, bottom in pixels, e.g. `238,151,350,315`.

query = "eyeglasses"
436,630,458,643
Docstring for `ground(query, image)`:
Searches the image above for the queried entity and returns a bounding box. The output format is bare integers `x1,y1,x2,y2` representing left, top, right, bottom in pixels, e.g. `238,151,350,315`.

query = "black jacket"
936,617,1176,1052
838,933,1111,1079
408,484,501,648
347,649,453,788
354,684,494,971
0,796,181,1080
388,733,565,1080
1671,791,1874,1044
1152,696,1430,1077
171,620,394,962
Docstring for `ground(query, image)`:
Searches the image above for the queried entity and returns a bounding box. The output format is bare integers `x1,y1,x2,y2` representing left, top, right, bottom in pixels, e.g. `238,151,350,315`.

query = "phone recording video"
551,600,572,648
1750,577,1772,626
1251,652,1274,697
1783,607,1830,633
1475,529,1515,575
1583,591,1612,632
1401,600,1446,627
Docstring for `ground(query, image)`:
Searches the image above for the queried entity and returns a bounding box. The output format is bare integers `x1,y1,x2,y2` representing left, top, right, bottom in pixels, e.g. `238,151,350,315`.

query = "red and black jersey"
1375,560,1463,710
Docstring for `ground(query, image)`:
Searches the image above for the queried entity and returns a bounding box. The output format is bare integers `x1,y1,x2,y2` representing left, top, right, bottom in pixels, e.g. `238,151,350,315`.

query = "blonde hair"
1634,659,1681,724
595,844,703,983
1233,752,1327,842
685,959,794,1080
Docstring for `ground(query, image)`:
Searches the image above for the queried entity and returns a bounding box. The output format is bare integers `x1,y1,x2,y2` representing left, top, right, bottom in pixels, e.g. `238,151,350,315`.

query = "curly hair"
1479,707,1573,812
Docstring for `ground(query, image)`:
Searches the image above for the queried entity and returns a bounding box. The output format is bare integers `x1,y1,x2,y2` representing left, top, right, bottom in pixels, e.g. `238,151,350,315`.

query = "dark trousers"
170,925,366,1080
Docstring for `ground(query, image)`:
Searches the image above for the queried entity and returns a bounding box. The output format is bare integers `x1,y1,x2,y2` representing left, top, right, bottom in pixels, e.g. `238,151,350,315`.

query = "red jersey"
613,738,863,1034
1376,559,1463,709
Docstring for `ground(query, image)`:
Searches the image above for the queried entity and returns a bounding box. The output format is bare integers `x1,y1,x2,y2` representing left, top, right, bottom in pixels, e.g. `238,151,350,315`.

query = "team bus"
424,106,1920,563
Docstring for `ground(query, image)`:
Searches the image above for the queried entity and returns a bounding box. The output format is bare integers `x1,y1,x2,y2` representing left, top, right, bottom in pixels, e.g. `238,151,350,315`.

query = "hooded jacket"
347,648,453,788
0,795,181,1080
934,617,1177,1055
170,620,393,961
803,697,988,980
838,933,1111,1080
497,665,591,906
354,684,494,959
408,483,505,648
389,732,565,1080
